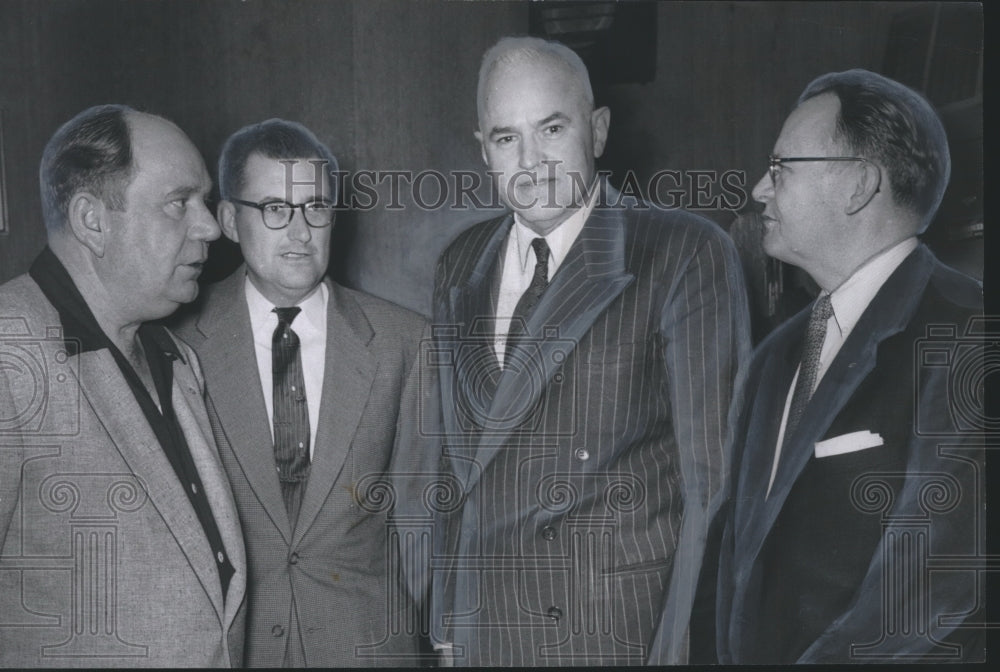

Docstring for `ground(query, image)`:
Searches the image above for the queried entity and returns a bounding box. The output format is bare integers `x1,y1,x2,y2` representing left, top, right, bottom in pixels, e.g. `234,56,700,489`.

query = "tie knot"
812,294,834,322
273,306,301,327
530,237,550,264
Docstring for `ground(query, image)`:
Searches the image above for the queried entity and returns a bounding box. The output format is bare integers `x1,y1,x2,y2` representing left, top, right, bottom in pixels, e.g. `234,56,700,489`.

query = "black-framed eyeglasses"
230,197,336,229
768,155,881,191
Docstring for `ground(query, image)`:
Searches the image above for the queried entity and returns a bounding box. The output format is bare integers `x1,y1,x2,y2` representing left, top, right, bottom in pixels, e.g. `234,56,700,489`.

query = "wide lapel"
741,246,935,568
195,269,292,542
467,195,635,494
76,349,220,613
444,216,511,490
293,280,376,545
171,352,247,629
731,317,805,568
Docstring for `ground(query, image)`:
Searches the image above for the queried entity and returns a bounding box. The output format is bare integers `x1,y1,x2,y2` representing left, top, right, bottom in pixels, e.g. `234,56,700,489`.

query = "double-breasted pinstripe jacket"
430,184,751,665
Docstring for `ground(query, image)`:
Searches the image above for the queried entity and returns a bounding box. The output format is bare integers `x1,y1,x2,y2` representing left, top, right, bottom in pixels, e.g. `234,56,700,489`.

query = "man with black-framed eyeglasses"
714,69,984,664
173,119,429,666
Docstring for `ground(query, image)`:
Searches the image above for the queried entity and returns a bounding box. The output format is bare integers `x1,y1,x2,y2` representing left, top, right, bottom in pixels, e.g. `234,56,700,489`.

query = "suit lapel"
739,246,935,569
467,199,635,493
195,269,292,542
444,216,511,490
294,280,376,545
76,349,221,616
451,216,508,397
171,353,247,628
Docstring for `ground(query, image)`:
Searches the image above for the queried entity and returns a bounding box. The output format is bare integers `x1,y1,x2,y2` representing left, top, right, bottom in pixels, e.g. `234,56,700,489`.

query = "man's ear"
474,129,487,165
217,200,240,243
591,106,611,158
66,192,107,257
846,161,882,215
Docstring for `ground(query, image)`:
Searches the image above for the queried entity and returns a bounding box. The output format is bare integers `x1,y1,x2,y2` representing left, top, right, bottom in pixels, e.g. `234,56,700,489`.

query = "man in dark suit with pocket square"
715,69,985,664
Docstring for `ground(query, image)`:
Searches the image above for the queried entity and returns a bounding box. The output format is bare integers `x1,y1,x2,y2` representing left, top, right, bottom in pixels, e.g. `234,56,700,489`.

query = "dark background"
0,1,983,338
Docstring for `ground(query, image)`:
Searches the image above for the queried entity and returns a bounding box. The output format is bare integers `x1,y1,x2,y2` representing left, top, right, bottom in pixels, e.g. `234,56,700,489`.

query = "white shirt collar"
826,237,918,341
511,182,599,273
244,274,328,341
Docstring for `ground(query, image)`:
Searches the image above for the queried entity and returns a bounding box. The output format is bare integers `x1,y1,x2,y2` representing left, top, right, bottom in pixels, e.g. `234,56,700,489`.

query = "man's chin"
511,206,574,236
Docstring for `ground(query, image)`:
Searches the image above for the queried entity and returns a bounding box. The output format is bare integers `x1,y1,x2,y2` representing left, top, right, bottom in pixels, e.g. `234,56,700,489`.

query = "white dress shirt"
766,237,918,495
244,276,328,459
493,190,598,366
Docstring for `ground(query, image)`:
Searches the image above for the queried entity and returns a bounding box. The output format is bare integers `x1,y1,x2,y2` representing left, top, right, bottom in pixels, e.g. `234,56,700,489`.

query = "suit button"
541,526,557,541
547,606,562,621
272,624,285,637
289,552,299,565
575,448,590,461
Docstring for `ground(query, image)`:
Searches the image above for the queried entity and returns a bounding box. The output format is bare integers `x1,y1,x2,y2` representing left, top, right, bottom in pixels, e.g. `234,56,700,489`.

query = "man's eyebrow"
488,125,518,138
536,112,570,127
166,182,212,199
488,112,571,139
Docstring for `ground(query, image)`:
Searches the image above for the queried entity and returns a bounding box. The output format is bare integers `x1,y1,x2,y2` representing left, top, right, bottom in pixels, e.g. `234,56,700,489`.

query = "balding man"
0,105,245,666
430,36,750,665
716,70,984,663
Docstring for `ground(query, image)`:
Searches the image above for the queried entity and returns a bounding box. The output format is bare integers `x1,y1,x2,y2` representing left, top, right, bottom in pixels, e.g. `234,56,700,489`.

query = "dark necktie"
272,306,311,530
505,237,550,367
784,294,834,445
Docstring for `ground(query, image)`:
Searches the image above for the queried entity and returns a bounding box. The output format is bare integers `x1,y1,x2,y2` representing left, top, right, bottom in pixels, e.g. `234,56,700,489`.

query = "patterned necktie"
505,237,550,367
784,294,834,445
272,306,311,529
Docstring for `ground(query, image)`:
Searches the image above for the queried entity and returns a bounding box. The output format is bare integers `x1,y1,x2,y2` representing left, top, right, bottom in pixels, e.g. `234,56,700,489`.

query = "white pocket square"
814,430,884,458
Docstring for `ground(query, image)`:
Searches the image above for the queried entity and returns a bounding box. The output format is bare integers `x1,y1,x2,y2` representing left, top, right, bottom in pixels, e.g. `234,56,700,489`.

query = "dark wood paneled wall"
0,1,980,317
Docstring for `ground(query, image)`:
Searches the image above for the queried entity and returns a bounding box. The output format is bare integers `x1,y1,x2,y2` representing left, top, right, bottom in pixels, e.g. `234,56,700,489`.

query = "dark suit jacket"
430,185,751,665
174,270,428,667
0,274,246,667
717,244,985,663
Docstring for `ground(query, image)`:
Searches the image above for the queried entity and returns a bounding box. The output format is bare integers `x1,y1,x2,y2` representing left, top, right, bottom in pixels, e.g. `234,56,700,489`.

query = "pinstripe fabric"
271,307,311,531
431,184,751,665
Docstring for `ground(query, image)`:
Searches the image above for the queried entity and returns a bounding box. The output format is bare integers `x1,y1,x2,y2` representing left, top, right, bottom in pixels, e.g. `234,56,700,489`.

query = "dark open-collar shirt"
29,246,234,600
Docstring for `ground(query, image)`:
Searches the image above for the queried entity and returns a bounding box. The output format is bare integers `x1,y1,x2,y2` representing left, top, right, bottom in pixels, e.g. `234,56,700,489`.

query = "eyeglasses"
768,155,881,191
230,197,336,229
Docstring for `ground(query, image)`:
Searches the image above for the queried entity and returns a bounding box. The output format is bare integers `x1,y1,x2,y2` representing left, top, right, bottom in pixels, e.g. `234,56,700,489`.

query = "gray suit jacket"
430,185,751,665
0,273,247,667
174,270,428,667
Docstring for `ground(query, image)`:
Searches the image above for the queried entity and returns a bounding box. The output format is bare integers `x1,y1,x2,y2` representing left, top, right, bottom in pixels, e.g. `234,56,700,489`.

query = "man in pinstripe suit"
429,36,750,665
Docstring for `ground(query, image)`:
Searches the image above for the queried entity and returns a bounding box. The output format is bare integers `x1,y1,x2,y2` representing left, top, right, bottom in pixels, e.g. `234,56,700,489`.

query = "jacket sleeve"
647,226,752,664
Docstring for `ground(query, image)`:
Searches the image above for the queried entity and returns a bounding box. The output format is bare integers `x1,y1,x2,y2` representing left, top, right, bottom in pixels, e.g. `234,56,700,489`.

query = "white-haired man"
430,36,750,666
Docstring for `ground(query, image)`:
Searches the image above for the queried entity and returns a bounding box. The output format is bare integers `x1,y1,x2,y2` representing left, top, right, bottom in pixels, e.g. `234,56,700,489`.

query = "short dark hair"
39,104,135,231
799,69,950,232
218,119,339,202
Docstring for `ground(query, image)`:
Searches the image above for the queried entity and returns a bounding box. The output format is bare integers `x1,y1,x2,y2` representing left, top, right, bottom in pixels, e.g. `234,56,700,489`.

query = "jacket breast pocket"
585,340,648,369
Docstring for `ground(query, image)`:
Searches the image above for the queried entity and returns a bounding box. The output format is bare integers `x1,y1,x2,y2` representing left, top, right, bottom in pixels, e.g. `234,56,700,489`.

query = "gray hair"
39,104,135,231
477,36,594,122
800,69,951,232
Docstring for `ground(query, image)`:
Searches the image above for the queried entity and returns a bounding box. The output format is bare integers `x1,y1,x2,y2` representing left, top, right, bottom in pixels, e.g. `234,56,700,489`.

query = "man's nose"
751,172,774,204
286,208,313,243
519,135,542,170
190,202,221,242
